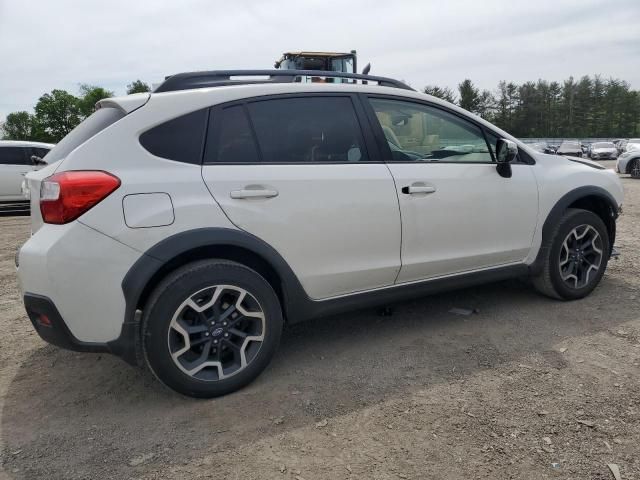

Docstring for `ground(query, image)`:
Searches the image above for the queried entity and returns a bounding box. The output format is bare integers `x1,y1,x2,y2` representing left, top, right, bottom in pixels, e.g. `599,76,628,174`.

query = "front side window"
369,98,493,163
246,97,368,163
0,147,28,165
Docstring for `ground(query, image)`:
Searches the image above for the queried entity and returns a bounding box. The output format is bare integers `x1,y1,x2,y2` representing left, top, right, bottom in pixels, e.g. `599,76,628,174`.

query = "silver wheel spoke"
558,223,604,289
167,285,266,381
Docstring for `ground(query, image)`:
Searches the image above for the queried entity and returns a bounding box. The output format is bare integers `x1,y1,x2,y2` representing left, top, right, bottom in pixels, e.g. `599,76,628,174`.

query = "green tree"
458,79,481,113
34,89,82,142
78,84,114,117
423,85,456,103
476,89,495,120
2,111,35,140
126,80,151,94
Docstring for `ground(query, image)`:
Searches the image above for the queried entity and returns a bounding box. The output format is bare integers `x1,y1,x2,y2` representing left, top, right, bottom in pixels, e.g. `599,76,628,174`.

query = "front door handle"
230,188,279,199
401,184,436,195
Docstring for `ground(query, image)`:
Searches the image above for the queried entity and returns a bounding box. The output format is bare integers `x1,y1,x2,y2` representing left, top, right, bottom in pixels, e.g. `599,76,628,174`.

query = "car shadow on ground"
1,274,636,478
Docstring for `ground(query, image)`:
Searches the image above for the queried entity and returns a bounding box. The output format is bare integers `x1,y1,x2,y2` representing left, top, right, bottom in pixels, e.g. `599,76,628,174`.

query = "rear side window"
0,147,28,165
45,107,125,164
140,109,208,164
248,97,368,163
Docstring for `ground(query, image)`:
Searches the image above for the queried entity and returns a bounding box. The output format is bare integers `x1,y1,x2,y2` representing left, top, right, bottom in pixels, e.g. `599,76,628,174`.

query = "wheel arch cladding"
532,186,619,274
121,228,309,328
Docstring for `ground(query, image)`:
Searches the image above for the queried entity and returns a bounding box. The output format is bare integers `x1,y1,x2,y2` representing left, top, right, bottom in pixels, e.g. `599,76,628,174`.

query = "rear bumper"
24,293,109,353
24,293,139,364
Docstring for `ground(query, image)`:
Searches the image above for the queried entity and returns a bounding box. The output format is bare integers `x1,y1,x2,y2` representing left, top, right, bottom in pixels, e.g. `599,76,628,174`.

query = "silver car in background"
590,141,618,160
616,146,640,178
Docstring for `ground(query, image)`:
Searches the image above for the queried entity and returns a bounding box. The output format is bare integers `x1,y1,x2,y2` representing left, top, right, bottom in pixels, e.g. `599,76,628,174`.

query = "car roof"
0,140,55,148
101,81,537,157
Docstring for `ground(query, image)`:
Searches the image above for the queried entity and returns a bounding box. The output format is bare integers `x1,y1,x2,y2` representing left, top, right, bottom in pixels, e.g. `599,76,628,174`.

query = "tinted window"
369,98,493,163
206,105,260,163
140,109,207,164
247,97,368,163
0,147,28,165
46,107,125,164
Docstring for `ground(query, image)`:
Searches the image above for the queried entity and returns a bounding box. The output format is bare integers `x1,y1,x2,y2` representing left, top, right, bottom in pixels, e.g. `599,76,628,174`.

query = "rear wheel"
532,209,609,300
630,159,640,179
142,260,283,398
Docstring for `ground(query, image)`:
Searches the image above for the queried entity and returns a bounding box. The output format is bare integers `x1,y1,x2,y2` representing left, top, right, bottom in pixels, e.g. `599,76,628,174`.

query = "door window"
205,105,260,163
247,97,369,163
0,147,28,165
369,98,493,163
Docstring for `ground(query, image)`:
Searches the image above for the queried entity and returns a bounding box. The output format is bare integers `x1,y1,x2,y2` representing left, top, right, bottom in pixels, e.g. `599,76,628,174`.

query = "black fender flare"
111,228,311,365
529,185,619,275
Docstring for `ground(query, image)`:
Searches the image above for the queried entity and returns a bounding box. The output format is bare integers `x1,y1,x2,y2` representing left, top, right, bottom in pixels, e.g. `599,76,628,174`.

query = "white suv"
0,140,54,212
17,70,624,398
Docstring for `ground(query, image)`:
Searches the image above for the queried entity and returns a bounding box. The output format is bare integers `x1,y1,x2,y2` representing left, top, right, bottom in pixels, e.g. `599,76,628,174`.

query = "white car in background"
0,140,54,212
589,142,618,160
625,139,640,152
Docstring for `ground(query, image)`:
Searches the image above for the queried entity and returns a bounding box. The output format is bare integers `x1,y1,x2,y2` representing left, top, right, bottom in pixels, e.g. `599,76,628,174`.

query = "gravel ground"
0,162,638,480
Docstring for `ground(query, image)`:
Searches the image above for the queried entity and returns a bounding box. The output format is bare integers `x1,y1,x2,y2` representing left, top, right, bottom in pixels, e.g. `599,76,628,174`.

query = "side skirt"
286,264,529,323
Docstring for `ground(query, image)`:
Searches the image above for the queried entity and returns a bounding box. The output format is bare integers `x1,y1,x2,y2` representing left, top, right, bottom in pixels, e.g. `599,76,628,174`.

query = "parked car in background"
590,142,618,160
0,141,54,213
625,139,640,152
17,70,624,398
556,140,583,157
527,142,547,153
617,149,640,178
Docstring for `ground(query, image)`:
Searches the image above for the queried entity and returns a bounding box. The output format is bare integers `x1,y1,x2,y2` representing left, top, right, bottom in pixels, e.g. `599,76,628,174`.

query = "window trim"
203,93,381,165
360,93,534,166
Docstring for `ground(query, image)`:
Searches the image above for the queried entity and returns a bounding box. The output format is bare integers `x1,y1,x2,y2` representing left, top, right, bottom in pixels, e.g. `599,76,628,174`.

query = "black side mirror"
495,139,517,178
31,155,47,166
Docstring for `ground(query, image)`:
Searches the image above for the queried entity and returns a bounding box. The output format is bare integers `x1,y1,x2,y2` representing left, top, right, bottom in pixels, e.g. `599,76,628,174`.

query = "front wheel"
630,159,640,179
142,260,283,398
532,209,610,300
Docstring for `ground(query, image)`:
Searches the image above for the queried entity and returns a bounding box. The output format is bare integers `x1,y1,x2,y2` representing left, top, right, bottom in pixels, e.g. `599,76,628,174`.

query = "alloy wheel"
558,224,603,289
167,285,265,381
631,160,640,178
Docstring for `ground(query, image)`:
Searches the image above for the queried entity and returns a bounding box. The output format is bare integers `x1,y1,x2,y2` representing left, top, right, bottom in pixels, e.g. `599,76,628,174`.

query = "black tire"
532,208,610,300
630,159,640,179
142,259,283,398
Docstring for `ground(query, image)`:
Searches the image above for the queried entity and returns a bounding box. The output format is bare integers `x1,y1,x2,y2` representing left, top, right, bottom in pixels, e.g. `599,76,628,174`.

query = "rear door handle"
230,188,279,199
401,185,436,195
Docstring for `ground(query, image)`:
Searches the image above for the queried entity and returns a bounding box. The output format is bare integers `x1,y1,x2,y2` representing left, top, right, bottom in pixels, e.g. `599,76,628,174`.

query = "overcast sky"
1,0,639,120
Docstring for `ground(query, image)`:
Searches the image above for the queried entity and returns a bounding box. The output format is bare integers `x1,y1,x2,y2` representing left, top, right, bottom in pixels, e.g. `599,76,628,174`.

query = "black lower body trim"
288,264,529,323
24,293,139,365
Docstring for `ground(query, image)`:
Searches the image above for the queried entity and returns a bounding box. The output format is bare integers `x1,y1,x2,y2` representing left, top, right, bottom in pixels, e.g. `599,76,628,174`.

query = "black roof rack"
153,69,414,93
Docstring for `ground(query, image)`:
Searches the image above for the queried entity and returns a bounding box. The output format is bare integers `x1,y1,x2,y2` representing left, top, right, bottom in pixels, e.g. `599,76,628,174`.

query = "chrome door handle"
230,189,279,199
401,185,436,195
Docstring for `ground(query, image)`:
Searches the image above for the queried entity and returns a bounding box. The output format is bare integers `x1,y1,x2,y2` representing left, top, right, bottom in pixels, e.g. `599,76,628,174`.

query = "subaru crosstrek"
17,70,624,398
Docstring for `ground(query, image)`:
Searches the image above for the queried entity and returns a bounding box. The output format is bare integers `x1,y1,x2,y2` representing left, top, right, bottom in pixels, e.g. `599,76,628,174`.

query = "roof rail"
153,69,414,93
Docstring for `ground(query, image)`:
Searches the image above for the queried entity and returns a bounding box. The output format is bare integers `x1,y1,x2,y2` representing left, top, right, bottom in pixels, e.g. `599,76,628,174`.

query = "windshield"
560,141,580,148
593,142,614,149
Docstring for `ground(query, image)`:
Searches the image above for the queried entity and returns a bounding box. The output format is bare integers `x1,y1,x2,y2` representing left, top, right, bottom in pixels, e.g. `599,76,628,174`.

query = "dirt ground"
0,162,638,480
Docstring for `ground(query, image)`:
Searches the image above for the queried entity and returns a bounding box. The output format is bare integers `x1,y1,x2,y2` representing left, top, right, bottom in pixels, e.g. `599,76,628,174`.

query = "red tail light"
40,171,121,224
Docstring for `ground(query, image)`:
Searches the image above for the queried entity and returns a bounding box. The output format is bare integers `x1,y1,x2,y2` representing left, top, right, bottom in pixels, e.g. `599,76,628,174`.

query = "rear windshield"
44,107,125,164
